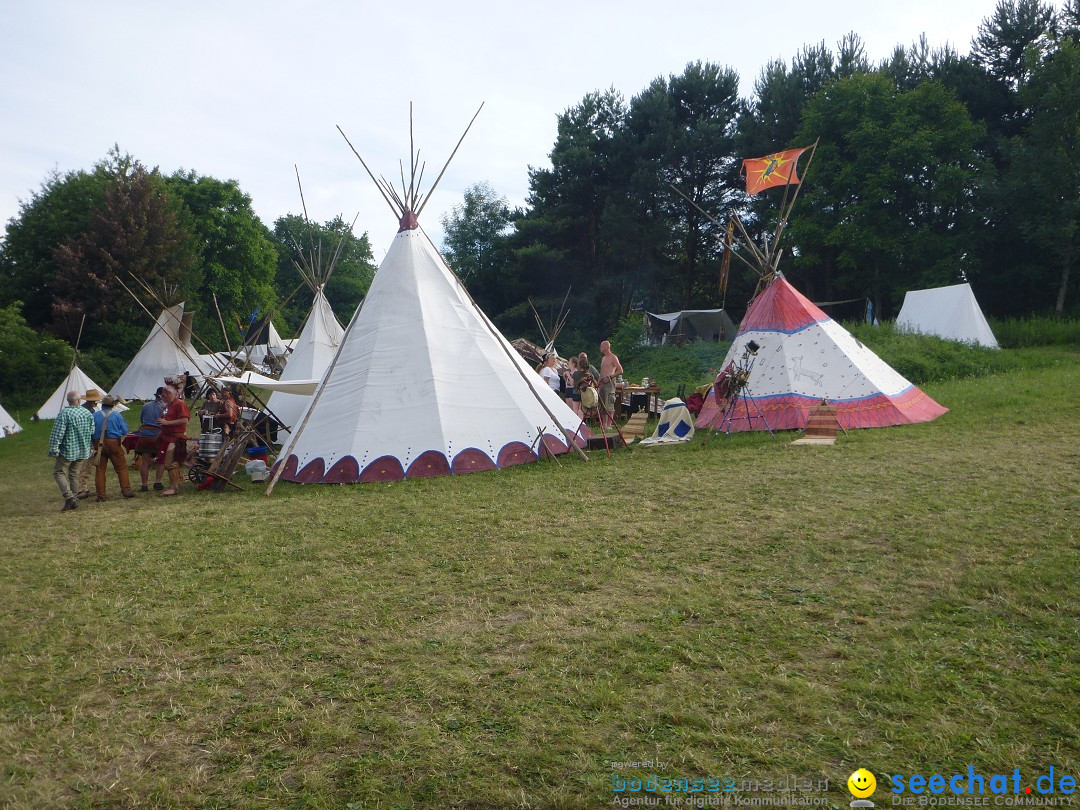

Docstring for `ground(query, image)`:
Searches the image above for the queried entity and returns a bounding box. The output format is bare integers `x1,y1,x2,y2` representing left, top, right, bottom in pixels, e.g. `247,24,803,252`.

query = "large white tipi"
272,114,584,486
896,282,998,348
111,303,208,400
35,365,113,420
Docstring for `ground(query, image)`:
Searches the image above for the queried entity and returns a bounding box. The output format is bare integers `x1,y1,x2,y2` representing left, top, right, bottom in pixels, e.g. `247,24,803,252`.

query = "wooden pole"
415,102,484,218
70,313,86,374
769,139,819,258
668,183,765,274
337,125,402,218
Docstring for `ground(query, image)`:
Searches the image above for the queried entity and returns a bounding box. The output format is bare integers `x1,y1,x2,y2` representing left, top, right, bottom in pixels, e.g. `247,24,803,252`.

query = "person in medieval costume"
93,395,135,502
157,386,191,497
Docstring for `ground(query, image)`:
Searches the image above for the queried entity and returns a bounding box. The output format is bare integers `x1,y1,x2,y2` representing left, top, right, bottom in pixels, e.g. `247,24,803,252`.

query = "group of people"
46,374,241,511
537,339,623,420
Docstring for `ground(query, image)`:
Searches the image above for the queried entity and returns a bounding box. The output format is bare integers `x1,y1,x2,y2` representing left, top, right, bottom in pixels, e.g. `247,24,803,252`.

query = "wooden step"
621,411,649,441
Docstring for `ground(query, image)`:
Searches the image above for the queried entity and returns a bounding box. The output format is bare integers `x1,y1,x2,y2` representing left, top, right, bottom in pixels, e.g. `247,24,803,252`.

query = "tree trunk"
873,260,882,321
1054,244,1072,320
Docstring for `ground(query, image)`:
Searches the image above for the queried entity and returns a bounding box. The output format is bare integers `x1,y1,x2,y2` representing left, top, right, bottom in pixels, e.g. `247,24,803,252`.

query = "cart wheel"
188,467,208,484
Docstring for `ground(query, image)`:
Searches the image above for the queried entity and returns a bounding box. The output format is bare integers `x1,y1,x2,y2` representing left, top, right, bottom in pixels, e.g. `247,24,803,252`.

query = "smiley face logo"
848,769,877,798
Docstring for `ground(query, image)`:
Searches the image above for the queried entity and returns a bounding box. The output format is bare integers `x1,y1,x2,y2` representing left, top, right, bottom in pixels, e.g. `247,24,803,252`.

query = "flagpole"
668,184,765,274
769,139,819,258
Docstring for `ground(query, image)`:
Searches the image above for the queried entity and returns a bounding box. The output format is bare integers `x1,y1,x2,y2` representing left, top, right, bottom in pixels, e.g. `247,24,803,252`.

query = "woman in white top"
539,354,561,393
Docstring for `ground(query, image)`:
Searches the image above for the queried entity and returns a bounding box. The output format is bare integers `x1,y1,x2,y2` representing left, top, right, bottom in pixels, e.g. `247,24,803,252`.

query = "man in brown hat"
76,389,104,499
94,395,134,501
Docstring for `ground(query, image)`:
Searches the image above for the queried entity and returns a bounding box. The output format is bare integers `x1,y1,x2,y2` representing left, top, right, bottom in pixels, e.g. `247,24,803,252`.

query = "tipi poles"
415,103,484,218
668,184,765,275
337,126,401,218
115,277,208,365
70,313,86,375
126,274,221,362
212,293,234,369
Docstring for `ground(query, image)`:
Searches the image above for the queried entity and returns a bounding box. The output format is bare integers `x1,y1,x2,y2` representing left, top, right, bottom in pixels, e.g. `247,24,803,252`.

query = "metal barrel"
198,431,223,460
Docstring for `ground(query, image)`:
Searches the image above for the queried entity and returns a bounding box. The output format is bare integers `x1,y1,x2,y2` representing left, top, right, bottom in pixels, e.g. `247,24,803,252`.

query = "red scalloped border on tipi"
278,436,581,485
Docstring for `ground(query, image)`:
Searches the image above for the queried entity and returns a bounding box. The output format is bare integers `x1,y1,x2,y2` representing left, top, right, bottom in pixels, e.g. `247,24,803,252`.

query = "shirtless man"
598,340,623,416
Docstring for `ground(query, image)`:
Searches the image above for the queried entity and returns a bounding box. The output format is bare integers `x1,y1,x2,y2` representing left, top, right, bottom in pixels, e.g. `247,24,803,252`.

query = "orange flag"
742,147,808,195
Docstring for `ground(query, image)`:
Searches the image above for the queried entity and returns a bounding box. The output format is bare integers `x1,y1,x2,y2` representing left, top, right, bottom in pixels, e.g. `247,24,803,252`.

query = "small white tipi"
272,113,584,486
267,290,345,444
0,401,22,437
237,318,289,369
35,365,114,420
111,303,208,400
896,283,999,348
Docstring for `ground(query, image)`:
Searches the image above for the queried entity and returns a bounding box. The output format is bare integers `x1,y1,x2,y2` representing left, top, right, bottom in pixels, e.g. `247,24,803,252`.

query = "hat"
102,395,116,407
84,389,103,403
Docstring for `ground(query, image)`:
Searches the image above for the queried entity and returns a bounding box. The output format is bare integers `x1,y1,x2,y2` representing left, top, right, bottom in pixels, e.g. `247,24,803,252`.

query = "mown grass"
0,352,1078,808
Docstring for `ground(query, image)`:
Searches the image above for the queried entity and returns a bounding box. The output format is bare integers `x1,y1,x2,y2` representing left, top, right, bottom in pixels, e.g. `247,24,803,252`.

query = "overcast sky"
1,0,1006,260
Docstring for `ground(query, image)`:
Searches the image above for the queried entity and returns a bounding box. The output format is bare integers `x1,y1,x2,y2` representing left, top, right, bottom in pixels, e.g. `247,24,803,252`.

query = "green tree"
271,214,376,331
166,171,278,343
625,61,743,308
510,89,629,334
996,37,1080,316
440,181,512,289
0,166,108,327
790,73,985,314
0,302,74,401
51,150,198,326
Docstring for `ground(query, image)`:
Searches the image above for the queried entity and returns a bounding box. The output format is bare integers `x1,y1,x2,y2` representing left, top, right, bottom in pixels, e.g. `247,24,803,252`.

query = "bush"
620,341,731,398
0,303,75,406
845,321,1069,384
987,316,1080,348
609,313,646,357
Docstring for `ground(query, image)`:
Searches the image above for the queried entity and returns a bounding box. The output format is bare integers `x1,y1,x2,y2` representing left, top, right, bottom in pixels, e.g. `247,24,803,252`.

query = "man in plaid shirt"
48,390,95,511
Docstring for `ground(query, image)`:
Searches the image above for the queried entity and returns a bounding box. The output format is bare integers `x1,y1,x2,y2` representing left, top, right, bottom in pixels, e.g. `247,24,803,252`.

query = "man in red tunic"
157,386,191,496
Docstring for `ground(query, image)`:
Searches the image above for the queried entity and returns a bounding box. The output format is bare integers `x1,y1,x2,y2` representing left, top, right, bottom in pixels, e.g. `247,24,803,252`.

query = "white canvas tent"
111,303,209,400
267,287,344,443
896,283,998,348
237,318,288,368
0,401,21,437
214,371,319,395
35,365,125,420
199,351,238,375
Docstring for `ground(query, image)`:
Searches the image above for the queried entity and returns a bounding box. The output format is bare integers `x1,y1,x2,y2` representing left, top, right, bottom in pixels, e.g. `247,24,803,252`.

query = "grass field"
1,352,1078,808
